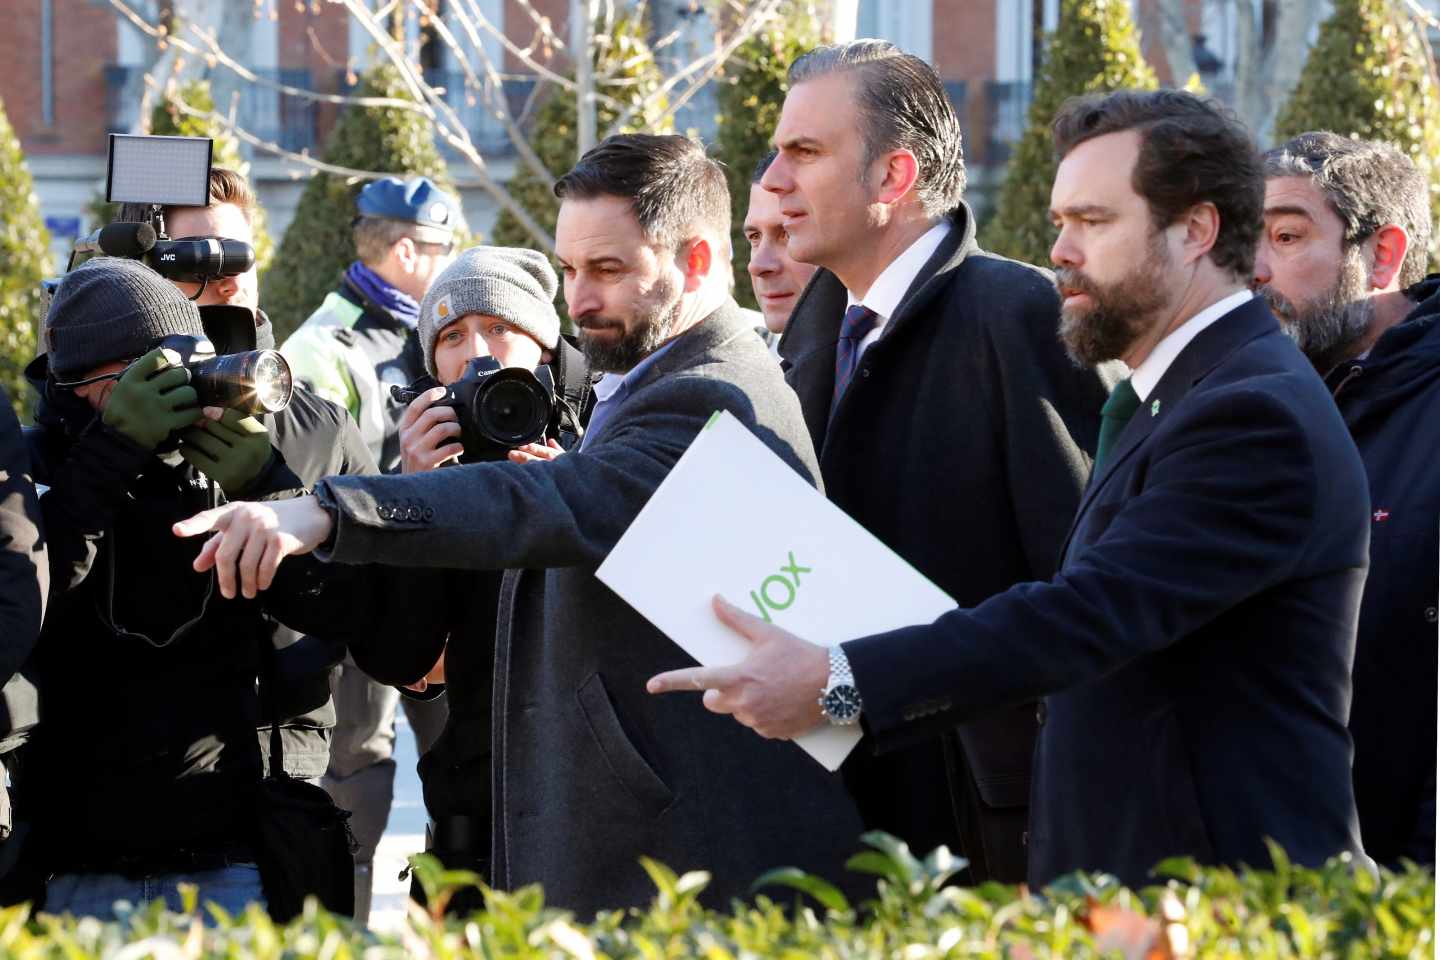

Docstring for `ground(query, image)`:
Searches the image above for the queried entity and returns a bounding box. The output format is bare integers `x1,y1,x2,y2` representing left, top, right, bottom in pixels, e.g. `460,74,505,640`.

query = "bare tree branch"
410,0,556,190
1149,0,1198,88
107,0,433,113
151,73,556,253
639,0,785,136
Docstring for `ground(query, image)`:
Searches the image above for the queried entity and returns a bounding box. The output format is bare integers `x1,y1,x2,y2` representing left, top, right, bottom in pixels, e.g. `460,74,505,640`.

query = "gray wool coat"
317,301,864,915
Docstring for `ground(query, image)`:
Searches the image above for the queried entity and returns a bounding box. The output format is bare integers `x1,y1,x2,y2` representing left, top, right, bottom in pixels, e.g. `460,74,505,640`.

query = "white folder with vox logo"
596,410,957,770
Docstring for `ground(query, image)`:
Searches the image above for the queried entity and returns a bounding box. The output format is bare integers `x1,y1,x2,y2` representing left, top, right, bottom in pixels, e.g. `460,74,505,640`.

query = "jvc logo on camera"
748,552,812,622
160,252,177,262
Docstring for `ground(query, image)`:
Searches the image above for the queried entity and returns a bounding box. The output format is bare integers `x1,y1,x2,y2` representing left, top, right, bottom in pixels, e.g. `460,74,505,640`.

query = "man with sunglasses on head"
280,175,457,922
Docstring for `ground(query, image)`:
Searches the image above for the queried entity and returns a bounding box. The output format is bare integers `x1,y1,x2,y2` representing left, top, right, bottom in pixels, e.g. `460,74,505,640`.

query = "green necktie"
1094,377,1142,472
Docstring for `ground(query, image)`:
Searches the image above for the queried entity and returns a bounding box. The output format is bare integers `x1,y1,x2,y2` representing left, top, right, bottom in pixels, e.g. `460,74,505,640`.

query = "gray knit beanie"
44,257,205,378
418,246,561,377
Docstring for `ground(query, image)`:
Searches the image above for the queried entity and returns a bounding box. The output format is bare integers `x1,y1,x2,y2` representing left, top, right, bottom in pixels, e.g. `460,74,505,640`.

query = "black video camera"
156,333,294,416
59,135,255,300
390,357,555,463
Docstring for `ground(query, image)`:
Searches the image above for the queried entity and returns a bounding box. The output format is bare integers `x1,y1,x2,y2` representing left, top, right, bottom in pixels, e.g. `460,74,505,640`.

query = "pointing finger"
174,506,233,538
647,664,741,694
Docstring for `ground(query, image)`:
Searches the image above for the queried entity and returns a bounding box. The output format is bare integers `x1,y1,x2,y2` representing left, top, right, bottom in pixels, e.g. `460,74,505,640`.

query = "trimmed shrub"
0,97,52,420
0,834,1429,957
979,0,1158,267
1274,0,1440,270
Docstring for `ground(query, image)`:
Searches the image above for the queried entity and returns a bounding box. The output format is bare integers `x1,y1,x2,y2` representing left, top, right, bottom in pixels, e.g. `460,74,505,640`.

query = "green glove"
177,408,276,496
101,347,200,451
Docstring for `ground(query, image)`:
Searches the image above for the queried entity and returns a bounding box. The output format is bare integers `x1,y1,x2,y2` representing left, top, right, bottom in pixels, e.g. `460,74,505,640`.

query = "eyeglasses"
414,238,456,256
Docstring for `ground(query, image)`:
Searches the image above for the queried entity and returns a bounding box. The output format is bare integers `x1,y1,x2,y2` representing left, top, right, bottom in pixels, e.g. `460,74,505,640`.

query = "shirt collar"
845,220,952,323
1130,289,1253,401
592,337,680,403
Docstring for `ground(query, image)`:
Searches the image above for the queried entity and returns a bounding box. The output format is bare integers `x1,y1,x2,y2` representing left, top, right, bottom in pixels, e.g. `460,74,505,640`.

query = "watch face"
823,685,862,722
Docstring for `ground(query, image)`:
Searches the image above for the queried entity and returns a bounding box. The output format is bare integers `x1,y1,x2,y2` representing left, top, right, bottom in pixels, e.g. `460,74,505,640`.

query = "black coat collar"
778,202,981,450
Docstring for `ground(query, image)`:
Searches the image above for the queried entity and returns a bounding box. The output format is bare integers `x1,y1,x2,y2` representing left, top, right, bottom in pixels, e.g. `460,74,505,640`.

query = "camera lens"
190,350,294,415
475,373,550,446
251,352,294,414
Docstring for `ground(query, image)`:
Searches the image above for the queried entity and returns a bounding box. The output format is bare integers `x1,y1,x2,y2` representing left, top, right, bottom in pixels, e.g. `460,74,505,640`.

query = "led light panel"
106,134,212,207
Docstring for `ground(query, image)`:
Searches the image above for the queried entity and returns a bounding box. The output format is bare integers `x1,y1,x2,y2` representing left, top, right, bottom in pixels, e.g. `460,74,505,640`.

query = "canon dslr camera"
391,356,555,463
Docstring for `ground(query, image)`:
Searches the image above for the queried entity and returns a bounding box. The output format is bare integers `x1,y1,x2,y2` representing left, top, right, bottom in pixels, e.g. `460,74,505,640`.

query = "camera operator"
349,246,592,912
14,258,372,918
117,169,380,789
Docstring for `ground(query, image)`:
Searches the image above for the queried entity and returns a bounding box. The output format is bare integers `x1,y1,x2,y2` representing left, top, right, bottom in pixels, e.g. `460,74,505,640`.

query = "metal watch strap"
828,645,854,686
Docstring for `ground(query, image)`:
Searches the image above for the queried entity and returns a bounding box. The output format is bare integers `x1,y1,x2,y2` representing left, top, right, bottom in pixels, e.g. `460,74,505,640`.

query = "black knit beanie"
44,257,205,379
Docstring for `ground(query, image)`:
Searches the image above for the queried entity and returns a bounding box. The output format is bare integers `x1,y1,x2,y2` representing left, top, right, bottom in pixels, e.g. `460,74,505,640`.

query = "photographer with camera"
346,246,591,911
117,169,380,794
14,257,374,919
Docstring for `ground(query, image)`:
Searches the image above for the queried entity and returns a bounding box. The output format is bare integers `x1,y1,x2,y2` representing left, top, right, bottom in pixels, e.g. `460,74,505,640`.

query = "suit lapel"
876,203,979,346
778,202,980,454
1060,298,1281,559
778,272,848,454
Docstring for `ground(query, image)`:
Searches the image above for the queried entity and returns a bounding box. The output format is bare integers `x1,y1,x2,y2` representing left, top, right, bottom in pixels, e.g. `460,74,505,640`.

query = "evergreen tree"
489,8,669,254
979,0,1157,266
0,98,52,420
713,4,821,309
1274,0,1440,269
260,62,456,341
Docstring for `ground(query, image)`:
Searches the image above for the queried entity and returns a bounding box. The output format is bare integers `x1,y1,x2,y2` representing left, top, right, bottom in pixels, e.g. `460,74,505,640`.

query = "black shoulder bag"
253,642,357,922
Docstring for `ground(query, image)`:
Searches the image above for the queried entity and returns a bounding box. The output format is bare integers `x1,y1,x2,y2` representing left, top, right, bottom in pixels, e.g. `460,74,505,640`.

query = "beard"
1257,245,1373,373
574,272,682,373
1056,230,1174,367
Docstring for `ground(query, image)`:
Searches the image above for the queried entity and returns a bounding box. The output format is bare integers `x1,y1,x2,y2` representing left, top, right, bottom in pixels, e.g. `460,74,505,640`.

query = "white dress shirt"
844,220,951,358
1129,289,1253,401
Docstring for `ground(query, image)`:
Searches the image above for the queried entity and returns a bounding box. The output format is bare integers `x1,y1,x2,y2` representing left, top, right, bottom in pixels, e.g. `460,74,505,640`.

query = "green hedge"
5,834,1431,957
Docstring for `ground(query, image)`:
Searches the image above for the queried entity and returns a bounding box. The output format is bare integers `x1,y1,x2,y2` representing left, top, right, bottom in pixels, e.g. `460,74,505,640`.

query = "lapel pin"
1150,399,1161,417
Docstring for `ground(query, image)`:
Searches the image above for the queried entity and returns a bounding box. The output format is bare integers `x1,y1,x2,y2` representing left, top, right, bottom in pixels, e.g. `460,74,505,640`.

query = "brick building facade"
7,0,1418,271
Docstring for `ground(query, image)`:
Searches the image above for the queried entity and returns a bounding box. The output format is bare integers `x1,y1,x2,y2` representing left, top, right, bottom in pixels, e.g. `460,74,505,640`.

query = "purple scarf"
345,261,420,329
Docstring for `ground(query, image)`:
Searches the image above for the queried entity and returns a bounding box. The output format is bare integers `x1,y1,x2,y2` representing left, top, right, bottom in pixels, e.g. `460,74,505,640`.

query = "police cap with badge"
354,176,459,249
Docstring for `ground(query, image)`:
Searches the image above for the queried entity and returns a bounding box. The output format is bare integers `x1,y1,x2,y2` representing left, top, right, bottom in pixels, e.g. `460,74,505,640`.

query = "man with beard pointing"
170,134,862,915
648,90,1373,887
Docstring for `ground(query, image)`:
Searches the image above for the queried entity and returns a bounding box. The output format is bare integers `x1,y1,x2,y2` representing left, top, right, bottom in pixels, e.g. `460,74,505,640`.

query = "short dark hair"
115,166,259,229
1265,132,1432,288
752,149,778,184
554,134,731,251
1053,89,1263,280
787,40,965,216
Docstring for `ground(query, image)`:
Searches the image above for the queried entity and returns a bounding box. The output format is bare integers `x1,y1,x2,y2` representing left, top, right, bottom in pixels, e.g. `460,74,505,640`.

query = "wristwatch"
818,645,863,725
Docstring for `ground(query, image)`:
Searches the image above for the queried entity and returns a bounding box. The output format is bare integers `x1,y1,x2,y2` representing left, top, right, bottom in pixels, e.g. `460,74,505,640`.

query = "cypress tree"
713,5,821,309
979,0,1157,266
259,62,456,341
1274,0,1440,269
0,98,52,420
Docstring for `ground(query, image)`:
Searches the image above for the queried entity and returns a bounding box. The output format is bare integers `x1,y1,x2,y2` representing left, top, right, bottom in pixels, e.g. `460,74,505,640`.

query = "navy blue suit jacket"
844,297,1371,887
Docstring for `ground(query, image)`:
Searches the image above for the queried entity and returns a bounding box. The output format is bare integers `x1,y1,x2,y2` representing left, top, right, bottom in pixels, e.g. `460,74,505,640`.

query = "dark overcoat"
844,300,1371,887
318,303,864,915
779,202,1114,881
